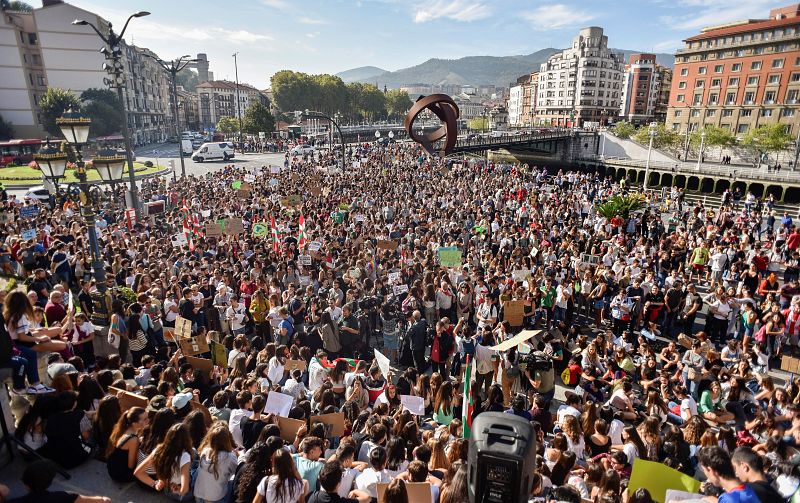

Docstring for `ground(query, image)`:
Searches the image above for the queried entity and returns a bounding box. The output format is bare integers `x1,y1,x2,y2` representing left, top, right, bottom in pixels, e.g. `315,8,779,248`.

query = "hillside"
337,48,675,89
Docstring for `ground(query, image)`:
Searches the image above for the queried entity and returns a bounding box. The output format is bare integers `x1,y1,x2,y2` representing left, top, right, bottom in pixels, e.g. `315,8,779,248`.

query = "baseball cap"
172,392,193,410
147,395,168,412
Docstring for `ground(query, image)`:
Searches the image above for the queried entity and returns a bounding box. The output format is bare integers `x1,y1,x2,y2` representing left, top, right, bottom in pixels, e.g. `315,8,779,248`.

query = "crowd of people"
1,140,799,503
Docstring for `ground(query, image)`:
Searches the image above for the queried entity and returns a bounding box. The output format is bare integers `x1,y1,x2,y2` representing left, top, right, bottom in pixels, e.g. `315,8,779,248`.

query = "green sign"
438,247,462,268
231,180,242,190
331,211,344,224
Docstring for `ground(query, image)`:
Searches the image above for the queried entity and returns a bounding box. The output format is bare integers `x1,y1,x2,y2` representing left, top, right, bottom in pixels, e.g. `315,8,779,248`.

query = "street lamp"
374,130,381,140
71,10,149,220
643,121,657,190
143,53,198,178
93,147,126,201
35,141,68,189
388,131,394,142
302,109,346,170
696,128,706,172
232,52,243,148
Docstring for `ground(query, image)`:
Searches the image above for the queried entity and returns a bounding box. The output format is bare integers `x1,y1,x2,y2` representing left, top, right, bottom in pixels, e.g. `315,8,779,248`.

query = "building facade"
121,46,171,145
619,53,672,125
535,27,624,127
665,4,800,137
196,80,267,131
508,84,524,126
521,72,538,127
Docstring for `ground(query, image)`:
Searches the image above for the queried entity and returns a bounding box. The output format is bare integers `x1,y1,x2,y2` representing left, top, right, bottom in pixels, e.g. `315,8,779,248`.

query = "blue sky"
70,0,780,88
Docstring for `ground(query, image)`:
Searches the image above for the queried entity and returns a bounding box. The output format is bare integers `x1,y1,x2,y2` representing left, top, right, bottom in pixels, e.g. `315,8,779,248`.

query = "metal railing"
454,129,573,149
587,155,800,182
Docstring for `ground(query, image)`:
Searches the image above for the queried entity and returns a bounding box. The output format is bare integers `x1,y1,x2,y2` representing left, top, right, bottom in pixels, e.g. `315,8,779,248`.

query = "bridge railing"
586,155,800,182
454,129,573,149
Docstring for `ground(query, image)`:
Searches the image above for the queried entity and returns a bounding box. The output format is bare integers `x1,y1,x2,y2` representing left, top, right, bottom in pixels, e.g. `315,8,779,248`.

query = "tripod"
0,369,71,479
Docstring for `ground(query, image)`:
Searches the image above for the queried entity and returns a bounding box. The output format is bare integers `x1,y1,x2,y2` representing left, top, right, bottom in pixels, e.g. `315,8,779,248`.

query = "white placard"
511,269,530,282
387,272,401,285
270,165,280,174
374,348,391,380
352,161,361,169
269,178,279,187
171,233,188,248
244,174,255,183
354,214,366,223
309,241,322,252
400,395,425,416
264,390,294,417
299,275,311,285
298,255,312,266
201,210,211,218
392,284,409,296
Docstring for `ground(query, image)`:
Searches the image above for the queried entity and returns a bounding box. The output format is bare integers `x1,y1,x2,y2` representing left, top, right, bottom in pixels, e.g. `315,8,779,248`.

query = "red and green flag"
462,355,474,439
312,356,360,371
298,213,308,249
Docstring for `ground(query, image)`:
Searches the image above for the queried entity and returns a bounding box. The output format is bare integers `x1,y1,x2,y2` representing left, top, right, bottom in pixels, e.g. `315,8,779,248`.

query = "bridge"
452,130,573,154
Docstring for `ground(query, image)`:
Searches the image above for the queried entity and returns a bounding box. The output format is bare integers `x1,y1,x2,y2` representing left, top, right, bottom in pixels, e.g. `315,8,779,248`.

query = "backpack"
438,331,454,357
461,337,476,362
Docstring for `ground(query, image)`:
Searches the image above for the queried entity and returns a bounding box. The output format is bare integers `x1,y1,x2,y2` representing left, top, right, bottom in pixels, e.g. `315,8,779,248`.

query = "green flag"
462,356,473,439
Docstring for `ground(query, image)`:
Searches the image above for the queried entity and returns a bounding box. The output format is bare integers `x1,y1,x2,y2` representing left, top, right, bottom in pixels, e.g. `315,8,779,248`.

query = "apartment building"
521,72,538,127
196,80,267,130
535,27,625,127
666,4,800,136
508,73,538,126
508,82,524,126
619,53,672,125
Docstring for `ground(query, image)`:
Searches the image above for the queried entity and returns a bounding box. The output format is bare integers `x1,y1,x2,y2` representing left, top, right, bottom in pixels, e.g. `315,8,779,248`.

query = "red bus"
0,139,46,167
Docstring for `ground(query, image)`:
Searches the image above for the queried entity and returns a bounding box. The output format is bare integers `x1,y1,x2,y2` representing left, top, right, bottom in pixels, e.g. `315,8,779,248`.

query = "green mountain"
337,49,675,89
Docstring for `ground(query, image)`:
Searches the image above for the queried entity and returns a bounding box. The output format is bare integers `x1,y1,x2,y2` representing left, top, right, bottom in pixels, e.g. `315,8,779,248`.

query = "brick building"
665,4,800,137
619,53,672,125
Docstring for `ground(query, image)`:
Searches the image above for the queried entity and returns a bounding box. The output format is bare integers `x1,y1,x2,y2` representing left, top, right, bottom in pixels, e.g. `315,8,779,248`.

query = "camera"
520,351,553,373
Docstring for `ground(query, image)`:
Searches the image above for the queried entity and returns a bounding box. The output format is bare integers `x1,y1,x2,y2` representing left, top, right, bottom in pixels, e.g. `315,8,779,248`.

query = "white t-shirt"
681,397,698,418
257,475,304,503
228,408,248,448
622,443,639,465
338,467,361,498
169,451,192,486
608,419,624,446
226,304,246,331
355,468,391,498
164,298,178,322
7,313,31,341
556,405,581,424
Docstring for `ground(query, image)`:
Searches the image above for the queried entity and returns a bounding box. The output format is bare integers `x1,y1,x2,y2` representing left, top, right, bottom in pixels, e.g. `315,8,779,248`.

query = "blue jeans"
8,354,34,389
164,489,193,502
666,401,685,425
13,344,39,383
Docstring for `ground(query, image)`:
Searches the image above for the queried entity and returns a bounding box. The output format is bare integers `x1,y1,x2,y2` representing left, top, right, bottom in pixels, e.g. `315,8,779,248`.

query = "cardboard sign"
21,229,36,241
189,400,213,426
503,300,526,327
438,246,462,268
211,341,228,367
376,240,398,251
284,359,307,372
186,356,213,377
270,165,281,174
310,412,345,437
205,222,223,238
400,395,425,415
298,255,312,266
280,195,303,207
109,386,147,412
309,186,322,196
244,174,255,183
179,336,210,357
19,205,40,219
277,416,305,442
628,458,700,503
171,233,188,248
581,253,601,266
781,355,800,373
264,391,294,417
252,222,269,238
511,269,531,282
377,482,430,503
224,218,244,235
298,275,311,285
174,317,192,339
392,284,409,296
309,241,322,252
269,178,279,187
387,271,401,285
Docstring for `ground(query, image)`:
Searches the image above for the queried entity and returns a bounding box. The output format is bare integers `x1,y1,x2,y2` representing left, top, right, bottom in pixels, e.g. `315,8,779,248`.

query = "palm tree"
595,194,646,220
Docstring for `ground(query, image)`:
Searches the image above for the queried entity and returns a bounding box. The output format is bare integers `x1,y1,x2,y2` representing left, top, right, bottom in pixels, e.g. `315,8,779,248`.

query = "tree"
468,117,489,131
595,194,646,219
0,1,33,12
352,84,385,121
632,122,681,150
242,101,275,134
0,114,13,140
689,125,735,160
740,123,794,166
385,89,413,119
175,68,200,93
611,120,635,139
80,88,124,137
38,88,81,137
216,116,239,135
271,70,315,113
311,74,348,115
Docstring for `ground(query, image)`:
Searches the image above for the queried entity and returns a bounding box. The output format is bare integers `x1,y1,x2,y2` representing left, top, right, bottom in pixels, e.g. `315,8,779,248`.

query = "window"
788,89,799,103
27,33,37,45
698,66,707,74
783,108,795,117
762,109,773,117
723,109,733,117
744,91,755,104
765,90,776,102
768,75,781,84
671,123,681,130
676,94,685,102
737,124,749,134
680,68,688,76
36,74,45,86
751,61,762,70
691,109,701,117
711,78,721,87
678,81,687,89
773,59,785,68
709,93,718,104
674,110,683,117
695,79,705,88
726,92,736,104
732,63,742,72
747,76,759,85
741,109,752,117
792,72,800,82
728,77,739,86
693,93,702,105
706,110,716,117
714,64,724,73
754,47,764,55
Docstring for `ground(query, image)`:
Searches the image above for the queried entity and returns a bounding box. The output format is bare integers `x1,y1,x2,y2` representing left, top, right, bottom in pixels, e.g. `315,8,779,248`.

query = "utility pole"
232,52,243,149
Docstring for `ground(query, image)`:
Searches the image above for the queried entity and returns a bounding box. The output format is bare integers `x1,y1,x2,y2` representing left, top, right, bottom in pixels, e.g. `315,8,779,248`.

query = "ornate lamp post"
644,121,657,190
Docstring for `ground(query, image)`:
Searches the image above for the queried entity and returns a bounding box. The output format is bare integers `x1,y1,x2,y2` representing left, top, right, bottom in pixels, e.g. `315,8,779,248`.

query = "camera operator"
526,351,555,409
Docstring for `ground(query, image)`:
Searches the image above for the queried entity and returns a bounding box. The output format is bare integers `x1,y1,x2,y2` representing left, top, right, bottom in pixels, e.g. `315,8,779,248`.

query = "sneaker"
32,384,55,394
11,388,28,396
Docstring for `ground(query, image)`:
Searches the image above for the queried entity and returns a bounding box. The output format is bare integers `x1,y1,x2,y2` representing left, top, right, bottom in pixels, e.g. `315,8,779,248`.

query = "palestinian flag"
298,213,308,249
462,355,474,439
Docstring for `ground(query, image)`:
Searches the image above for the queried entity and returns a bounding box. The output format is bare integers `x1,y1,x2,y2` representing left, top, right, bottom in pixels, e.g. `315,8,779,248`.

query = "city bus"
0,138,46,167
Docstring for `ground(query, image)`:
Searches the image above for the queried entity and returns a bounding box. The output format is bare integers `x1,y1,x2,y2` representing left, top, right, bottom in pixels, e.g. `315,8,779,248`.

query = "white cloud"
297,16,328,25
413,0,492,23
225,29,272,43
260,0,290,10
652,39,682,51
660,0,776,31
522,4,595,31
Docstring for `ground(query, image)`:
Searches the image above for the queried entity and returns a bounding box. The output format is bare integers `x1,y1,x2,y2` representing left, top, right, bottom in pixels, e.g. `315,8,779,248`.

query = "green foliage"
144,160,153,167
216,116,239,135
39,88,81,137
468,117,489,131
0,1,33,12
242,101,275,134
385,89,413,119
632,122,681,150
80,88,124,137
690,125,735,149
595,194,646,219
611,120,635,139
271,70,316,113
0,114,13,140
740,124,793,161
175,68,200,93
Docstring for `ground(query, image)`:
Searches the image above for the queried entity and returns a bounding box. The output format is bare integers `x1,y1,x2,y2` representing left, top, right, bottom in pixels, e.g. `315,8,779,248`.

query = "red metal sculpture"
404,94,460,157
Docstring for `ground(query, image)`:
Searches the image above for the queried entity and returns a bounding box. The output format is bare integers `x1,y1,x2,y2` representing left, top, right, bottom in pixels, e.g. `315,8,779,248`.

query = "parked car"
290,144,314,155
181,139,194,156
23,185,50,203
191,142,235,162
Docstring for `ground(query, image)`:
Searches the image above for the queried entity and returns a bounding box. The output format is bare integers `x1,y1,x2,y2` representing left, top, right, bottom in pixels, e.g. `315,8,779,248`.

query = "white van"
181,139,193,156
191,142,235,162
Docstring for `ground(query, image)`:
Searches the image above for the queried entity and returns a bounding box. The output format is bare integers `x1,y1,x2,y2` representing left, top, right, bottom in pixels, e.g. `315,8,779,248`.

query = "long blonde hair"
198,423,235,478
562,414,582,444
428,438,451,472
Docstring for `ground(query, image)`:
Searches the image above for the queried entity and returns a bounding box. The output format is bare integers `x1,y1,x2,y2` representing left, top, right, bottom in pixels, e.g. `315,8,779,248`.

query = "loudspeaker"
468,412,536,503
